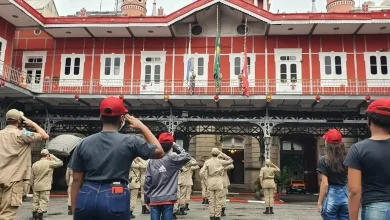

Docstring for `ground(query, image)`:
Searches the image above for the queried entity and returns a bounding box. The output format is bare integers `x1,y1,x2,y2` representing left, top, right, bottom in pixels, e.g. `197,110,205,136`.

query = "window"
222,136,245,148
282,141,303,151
100,54,125,87
0,37,6,66
365,52,390,87
183,54,209,85
274,49,302,93
141,51,166,93
319,53,347,87
229,53,256,87
60,54,85,87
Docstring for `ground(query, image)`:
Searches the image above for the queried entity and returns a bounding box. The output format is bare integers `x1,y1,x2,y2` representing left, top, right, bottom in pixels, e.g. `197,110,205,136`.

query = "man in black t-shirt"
68,97,164,220
344,98,390,220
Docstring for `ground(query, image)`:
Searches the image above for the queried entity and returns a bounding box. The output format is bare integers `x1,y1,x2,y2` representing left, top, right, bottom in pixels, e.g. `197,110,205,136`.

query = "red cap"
100,97,128,116
158,132,174,143
323,129,343,144
366,98,390,116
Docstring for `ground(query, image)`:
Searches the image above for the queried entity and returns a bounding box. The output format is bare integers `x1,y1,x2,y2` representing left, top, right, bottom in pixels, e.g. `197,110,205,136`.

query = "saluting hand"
21,116,36,127
125,114,145,130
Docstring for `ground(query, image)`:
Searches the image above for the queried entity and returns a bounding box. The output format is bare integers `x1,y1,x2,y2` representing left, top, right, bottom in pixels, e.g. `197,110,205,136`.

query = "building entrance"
223,149,245,184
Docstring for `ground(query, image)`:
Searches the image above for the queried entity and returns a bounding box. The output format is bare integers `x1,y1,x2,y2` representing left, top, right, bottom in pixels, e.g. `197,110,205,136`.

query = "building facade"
1,0,389,192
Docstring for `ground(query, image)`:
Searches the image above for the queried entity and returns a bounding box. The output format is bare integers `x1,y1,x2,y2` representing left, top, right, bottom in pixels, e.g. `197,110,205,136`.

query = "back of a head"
211,148,219,157
265,159,271,167
365,98,390,132
100,97,128,126
158,132,174,153
5,109,23,126
41,149,50,158
323,129,346,173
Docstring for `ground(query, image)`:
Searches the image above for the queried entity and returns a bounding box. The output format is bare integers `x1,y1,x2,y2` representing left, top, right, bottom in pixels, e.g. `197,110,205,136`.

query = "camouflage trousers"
263,188,275,208
32,190,50,213
221,187,228,208
201,180,208,198
67,185,71,206
130,188,139,211
207,189,224,217
22,181,30,196
140,186,145,205
180,185,191,207
0,181,24,220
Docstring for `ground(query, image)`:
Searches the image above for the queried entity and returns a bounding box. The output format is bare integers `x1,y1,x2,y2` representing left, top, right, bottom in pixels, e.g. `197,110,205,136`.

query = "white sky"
53,0,333,16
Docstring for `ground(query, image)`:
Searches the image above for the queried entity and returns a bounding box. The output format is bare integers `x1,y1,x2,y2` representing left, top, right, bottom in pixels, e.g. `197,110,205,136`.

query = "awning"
46,134,83,157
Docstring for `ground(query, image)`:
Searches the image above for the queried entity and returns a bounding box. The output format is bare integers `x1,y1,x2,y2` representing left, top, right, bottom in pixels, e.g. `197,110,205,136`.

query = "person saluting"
68,97,164,220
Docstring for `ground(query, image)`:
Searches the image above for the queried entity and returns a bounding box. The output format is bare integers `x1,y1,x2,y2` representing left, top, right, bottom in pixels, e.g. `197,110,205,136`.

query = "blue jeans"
321,185,349,220
150,205,174,220
74,181,130,220
362,201,390,220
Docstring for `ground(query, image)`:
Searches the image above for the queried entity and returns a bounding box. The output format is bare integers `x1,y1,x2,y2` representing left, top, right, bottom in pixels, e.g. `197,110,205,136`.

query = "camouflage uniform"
129,159,141,217
138,158,149,214
31,151,63,219
199,159,209,204
200,149,233,219
180,158,198,211
220,158,234,216
65,168,73,215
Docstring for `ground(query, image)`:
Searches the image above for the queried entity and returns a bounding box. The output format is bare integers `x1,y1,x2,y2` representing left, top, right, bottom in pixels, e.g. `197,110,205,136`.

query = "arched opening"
222,136,245,184
280,135,318,193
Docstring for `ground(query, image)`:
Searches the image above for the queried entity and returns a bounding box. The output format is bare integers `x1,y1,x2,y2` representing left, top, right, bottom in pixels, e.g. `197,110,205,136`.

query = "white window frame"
229,53,256,87
59,54,86,87
364,52,390,87
100,54,125,87
274,48,302,94
0,37,7,77
319,52,348,87
22,51,47,92
183,53,209,87
140,51,166,94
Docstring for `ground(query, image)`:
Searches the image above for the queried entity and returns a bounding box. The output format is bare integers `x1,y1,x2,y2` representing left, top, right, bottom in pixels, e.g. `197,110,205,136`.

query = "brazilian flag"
213,33,221,93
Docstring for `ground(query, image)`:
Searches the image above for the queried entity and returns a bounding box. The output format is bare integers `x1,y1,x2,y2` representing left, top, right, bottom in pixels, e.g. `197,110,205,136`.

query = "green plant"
274,166,293,186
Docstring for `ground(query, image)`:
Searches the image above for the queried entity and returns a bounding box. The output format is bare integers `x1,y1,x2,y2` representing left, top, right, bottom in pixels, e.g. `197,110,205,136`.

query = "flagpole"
215,4,220,95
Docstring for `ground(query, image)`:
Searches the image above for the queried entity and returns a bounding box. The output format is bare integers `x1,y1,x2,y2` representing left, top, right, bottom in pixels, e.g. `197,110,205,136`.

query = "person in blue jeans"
68,97,164,220
144,133,191,220
345,98,390,220
317,129,349,220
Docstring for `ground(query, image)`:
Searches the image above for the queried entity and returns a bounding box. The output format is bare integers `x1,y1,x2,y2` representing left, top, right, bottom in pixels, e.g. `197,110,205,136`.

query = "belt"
84,180,128,185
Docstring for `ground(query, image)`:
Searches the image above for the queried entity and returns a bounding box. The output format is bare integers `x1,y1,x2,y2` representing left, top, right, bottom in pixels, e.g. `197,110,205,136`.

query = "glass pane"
105,67,110,75
290,64,296,73
235,66,240,75
26,70,32,84
382,66,388,75
65,58,71,66
325,56,331,65
281,74,287,83
293,143,303,151
380,56,387,65
234,57,241,67
154,65,161,83
65,67,71,75
198,57,204,67
370,56,377,65
335,66,342,75
28,58,34,63
145,65,151,83
105,57,111,66
37,58,43,63
146,57,152,62
114,57,120,67
114,67,120,75
0,42,2,51
280,56,286,61
291,74,297,83
198,57,204,76
335,56,341,65
381,56,388,75
74,67,80,75
74,58,80,67
282,142,291,150
247,57,251,74
288,56,296,61
35,70,41,84
280,64,286,73
325,66,332,75
155,57,161,62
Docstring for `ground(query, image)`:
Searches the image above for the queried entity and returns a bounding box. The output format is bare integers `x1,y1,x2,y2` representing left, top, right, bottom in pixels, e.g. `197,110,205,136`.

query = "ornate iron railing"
1,60,390,96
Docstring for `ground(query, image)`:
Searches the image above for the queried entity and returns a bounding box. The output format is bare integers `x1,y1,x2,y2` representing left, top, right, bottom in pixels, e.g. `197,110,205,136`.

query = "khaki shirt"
260,167,277,189
139,158,147,186
66,168,73,186
181,158,198,186
223,164,234,187
31,156,63,191
200,156,233,191
129,160,142,189
0,126,42,184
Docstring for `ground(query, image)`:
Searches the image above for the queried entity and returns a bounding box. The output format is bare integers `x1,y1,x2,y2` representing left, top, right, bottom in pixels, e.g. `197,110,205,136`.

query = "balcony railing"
1,60,390,96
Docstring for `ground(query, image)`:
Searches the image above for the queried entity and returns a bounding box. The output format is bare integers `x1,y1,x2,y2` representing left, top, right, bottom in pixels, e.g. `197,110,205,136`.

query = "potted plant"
274,166,292,194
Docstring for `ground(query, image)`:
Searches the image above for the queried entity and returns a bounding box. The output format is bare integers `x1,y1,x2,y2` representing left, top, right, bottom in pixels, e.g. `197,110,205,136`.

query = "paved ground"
16,197,322,220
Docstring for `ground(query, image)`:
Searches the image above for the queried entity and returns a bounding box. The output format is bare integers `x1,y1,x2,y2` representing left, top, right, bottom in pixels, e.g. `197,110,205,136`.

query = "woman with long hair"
317,129,349,220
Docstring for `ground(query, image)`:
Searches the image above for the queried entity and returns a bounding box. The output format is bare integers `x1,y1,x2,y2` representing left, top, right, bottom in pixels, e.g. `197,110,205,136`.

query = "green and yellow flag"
213,33,221,94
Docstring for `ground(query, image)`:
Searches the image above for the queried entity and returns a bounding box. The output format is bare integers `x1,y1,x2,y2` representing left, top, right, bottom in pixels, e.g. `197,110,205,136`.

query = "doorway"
223,149,245,184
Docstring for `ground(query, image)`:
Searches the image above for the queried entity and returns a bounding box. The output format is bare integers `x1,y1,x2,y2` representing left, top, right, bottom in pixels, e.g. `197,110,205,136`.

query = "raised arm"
218,151,233,166
191,165,200,170
131,160,141,169
199,163,208,180
224,164,234,170
49,154,63,168
271,162,280,172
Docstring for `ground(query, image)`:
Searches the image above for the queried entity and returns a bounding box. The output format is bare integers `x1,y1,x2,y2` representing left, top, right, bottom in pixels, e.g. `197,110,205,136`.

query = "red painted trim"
7,0,390,28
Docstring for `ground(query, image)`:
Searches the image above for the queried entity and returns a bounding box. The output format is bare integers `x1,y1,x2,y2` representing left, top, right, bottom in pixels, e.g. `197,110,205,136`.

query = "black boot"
173,213,177,219
178,208,187,215
210,217,215,220
37,213,43,220
270,207,274,214
221,208,226,216
68,206,72,215
142,205,150,214
32,212,37,220
206,199,209,204
215,217,221,220
202,199,206,204
130,211,135,218
263,207,270,214
185,204,190,211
